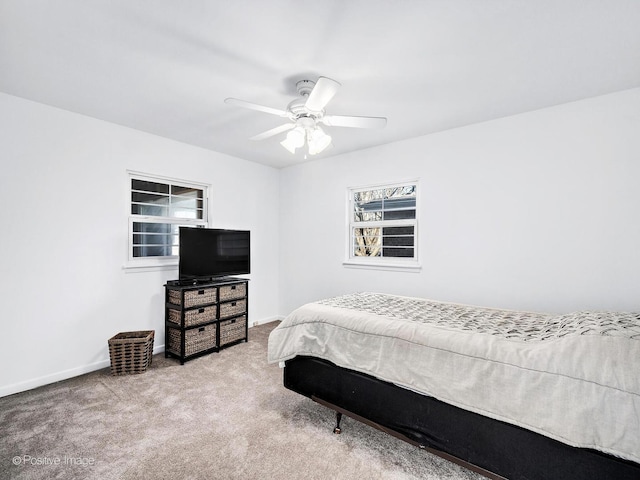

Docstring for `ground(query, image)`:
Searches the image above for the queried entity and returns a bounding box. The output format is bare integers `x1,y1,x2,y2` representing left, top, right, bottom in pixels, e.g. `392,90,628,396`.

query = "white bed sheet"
267,292,640,463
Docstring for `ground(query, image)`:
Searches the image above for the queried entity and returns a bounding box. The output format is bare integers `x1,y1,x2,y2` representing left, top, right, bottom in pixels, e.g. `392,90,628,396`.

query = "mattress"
267,292,640,463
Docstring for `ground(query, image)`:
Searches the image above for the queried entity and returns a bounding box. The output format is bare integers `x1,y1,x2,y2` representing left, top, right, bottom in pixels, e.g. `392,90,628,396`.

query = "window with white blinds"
128,173,208,265
347,182,419,268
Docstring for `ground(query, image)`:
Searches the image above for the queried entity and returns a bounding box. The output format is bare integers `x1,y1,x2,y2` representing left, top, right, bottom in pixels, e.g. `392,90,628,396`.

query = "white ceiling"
2,1,639,168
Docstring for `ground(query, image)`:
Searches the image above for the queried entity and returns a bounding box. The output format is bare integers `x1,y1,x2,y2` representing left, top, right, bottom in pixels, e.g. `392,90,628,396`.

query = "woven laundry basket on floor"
108,330,154,375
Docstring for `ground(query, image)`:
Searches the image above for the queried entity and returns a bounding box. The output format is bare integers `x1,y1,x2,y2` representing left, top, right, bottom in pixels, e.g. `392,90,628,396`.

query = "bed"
267,292,640,480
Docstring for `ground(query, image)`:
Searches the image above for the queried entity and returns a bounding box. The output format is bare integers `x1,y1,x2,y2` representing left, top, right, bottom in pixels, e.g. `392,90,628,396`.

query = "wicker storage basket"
108,330,154,376
220,299,247,319
220,316,247,347
167,324,217,357
167,305,216,327
219,283,246,302
168,287,217,308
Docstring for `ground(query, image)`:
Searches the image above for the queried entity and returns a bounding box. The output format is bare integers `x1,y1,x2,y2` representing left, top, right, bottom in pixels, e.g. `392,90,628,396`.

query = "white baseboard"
0,316,284,398
249,315,284,327
0,359,110,398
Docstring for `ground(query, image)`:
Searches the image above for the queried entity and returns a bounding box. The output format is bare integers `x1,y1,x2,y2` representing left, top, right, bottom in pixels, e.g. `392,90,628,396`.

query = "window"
346,181,419,269
127,172,208,268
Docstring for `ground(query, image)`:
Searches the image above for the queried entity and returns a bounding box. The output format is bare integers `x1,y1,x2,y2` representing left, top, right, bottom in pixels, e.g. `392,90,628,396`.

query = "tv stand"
164,277,249,364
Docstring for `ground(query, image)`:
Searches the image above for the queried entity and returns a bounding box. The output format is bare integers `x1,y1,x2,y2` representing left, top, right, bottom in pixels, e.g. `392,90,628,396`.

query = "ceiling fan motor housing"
295,79,315,97
288,80,323,122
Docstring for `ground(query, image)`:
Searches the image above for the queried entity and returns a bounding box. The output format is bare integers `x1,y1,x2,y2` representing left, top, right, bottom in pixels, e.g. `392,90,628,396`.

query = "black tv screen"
179,227,250,281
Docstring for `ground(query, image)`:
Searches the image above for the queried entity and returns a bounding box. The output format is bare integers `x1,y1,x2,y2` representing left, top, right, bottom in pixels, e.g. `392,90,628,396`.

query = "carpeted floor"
0,322,484,480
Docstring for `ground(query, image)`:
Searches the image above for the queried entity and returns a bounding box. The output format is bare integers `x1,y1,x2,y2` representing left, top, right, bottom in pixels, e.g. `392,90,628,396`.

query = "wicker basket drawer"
219,298,246,319
167,305,216,327
168,287,217,308
219,283,246,302
167,324,217,357
220,315,247,347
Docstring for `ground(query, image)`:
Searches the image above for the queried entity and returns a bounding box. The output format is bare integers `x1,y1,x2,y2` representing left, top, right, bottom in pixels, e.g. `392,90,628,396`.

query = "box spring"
283,355,640,480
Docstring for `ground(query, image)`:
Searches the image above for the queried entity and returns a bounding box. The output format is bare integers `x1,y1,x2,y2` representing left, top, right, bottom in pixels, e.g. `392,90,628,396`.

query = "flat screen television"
179,227,250,282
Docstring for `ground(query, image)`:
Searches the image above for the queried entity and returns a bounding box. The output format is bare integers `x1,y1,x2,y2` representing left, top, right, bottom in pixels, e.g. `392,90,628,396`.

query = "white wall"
0,93,281,397
279,88,640,315
3,87,639,397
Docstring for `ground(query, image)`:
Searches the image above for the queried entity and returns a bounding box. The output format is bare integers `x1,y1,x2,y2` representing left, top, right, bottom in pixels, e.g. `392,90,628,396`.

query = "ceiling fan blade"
250,123,295,141
321,115,387,129
225,98,288,117
305,77,341,112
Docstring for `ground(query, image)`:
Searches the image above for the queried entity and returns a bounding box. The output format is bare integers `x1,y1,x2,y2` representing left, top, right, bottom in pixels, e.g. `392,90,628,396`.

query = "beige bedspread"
267,292,640,463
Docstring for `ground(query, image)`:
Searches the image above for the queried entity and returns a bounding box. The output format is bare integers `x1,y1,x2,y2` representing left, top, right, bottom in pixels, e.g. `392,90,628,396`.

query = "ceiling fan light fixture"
280,138,297,154
280,126,306,153
307,126,332,155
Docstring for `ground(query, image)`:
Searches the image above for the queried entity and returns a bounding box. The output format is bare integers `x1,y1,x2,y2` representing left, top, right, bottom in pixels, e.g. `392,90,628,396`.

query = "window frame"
124,171,210,271
344,180,421,272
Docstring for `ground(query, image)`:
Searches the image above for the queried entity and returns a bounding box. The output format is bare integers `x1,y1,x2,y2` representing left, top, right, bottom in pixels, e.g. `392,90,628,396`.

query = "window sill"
122,259,178,273
342,259,422,273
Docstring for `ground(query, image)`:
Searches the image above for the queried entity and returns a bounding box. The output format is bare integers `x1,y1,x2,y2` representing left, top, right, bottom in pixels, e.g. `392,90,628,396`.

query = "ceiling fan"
224,77,387,155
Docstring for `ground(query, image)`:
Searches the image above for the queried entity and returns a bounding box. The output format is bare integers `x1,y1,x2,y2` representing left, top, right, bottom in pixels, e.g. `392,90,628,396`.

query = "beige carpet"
0,322,483,480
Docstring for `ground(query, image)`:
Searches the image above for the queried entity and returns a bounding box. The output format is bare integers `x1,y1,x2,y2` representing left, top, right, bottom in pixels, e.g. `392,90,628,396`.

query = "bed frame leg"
333,411,343,434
